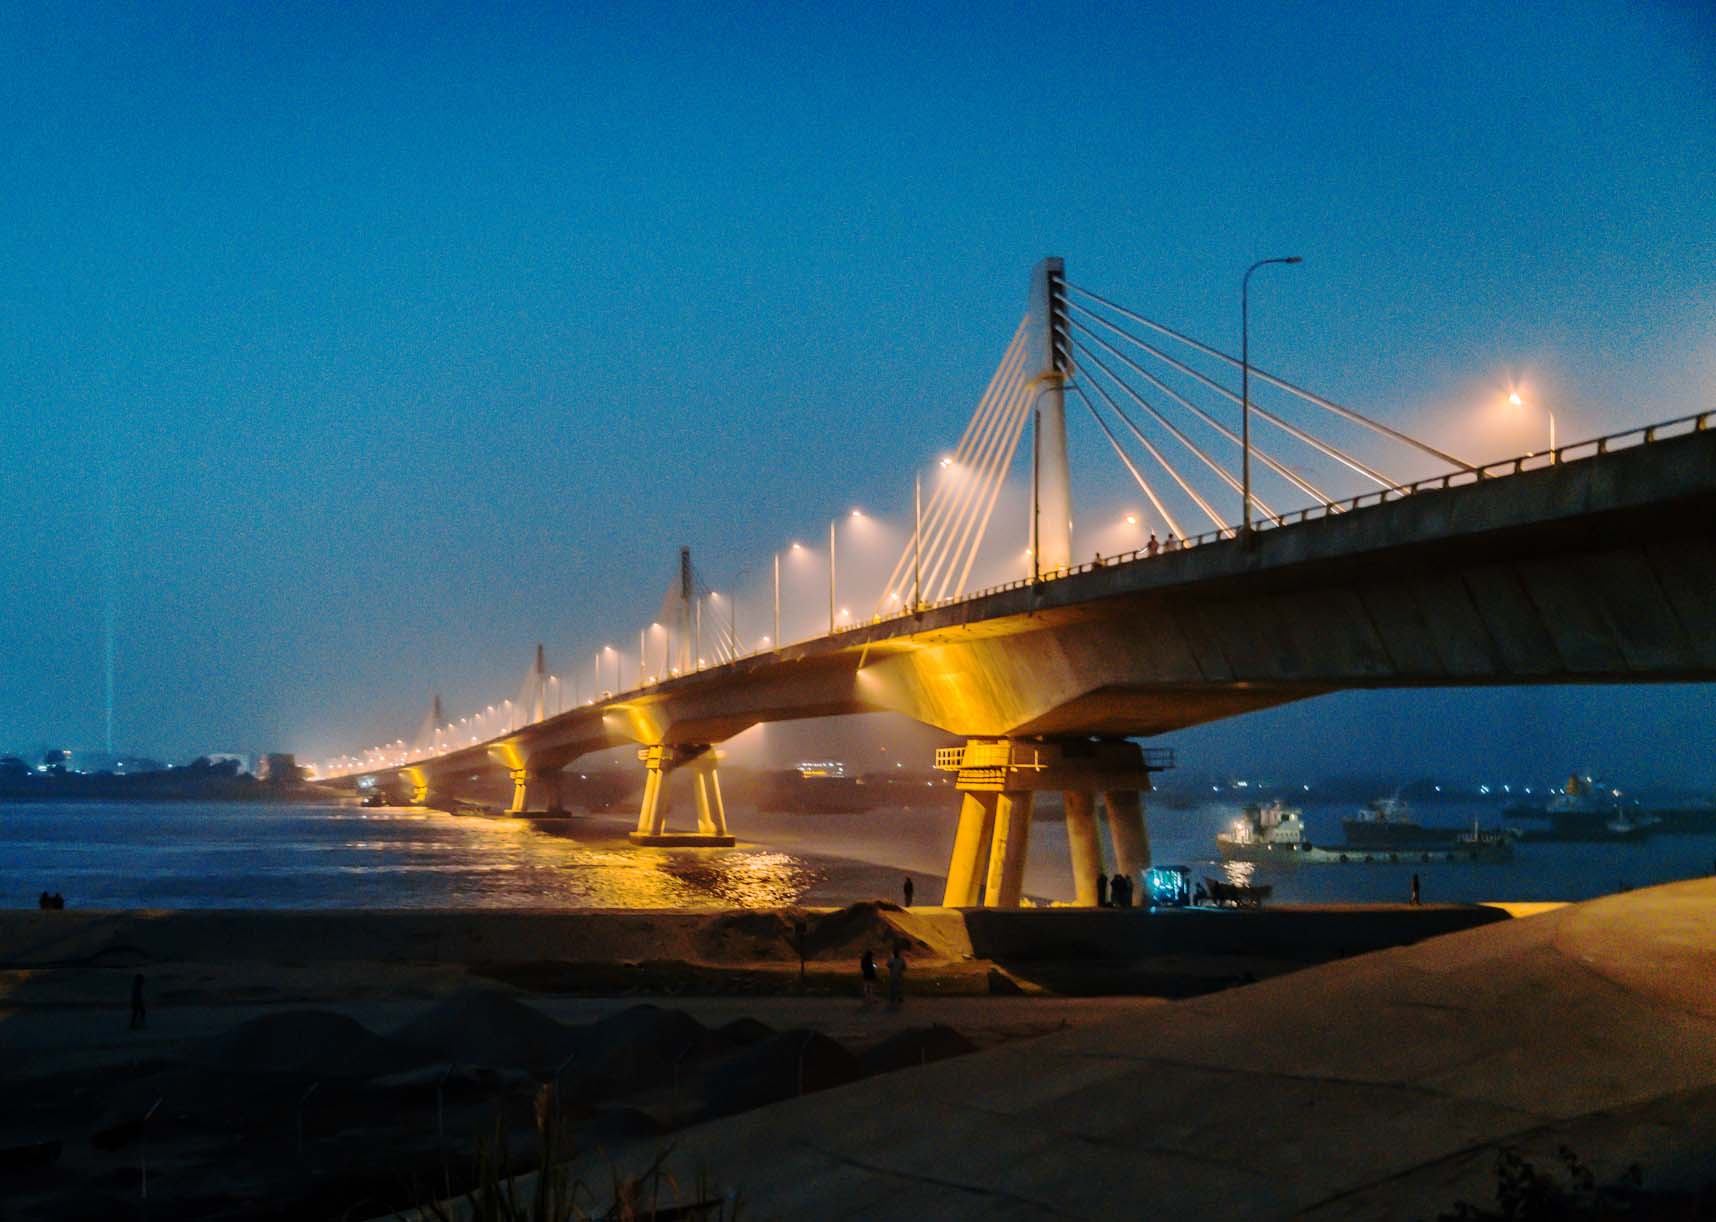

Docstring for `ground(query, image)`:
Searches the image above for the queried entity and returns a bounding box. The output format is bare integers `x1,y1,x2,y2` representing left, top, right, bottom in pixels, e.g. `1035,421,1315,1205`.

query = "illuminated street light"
1510,389,1556,459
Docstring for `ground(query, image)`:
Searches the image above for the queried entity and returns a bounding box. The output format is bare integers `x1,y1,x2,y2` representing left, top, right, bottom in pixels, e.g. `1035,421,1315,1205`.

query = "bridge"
319,259,1716,908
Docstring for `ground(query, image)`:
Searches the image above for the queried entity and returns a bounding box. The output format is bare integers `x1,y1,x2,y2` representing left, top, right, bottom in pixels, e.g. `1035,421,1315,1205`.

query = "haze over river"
4,799,1714,910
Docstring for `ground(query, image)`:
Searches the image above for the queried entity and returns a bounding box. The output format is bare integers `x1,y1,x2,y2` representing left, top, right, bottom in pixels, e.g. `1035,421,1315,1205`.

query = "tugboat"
1217,800,1513,864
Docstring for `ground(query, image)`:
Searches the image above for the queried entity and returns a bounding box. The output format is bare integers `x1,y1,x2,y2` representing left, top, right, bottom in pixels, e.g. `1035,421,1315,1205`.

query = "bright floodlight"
1124,513,1138,526
938,456,952,468
849,508,863,519
1508,391,1523,406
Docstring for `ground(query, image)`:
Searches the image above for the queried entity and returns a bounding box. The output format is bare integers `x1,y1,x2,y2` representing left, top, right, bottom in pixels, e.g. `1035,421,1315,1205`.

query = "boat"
1342,796,1467,848
1509,770,1659,841
1216,800,1512,864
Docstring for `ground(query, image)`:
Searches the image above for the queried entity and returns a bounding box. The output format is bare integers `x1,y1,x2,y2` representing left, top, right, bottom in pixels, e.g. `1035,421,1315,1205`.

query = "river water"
3,798,1712,910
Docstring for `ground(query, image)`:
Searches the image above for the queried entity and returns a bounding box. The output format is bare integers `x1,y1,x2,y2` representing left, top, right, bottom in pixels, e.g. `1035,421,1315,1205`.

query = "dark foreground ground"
0,900,1508,1220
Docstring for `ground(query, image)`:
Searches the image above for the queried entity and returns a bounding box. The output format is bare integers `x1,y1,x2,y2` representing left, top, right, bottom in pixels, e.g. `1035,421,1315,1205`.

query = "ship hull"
1217,839,1512,865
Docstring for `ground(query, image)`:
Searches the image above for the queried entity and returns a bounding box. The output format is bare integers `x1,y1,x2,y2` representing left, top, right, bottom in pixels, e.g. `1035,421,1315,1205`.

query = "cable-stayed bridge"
317,259,1716,907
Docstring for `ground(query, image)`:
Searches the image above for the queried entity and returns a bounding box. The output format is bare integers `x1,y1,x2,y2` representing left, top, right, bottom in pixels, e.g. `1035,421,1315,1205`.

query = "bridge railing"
836,408,1713,621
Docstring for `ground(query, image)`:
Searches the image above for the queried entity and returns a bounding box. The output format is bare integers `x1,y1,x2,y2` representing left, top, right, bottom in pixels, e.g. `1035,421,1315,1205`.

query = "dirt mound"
690,911,799,962
801,901,932,961
195,1009,425,1079
688,903,934,965
393,992,580,1070
577,1005,724,1089
700,1030,862,1119
858,1024,977,1075
717,1016,775,1047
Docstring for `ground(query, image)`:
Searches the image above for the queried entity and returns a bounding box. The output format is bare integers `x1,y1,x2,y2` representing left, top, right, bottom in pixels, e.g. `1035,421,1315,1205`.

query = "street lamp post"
828,519,837,634
1510,391,1556,460
1241,256,1303,533
772,551,781,648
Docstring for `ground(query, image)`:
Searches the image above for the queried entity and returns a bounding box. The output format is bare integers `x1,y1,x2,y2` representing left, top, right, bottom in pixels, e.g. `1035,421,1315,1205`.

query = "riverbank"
0,899,1509,1220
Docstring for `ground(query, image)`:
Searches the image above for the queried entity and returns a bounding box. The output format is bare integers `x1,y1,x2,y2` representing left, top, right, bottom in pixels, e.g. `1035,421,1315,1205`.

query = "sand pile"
195,1009,424,1079
858,1024,977,1075
578,1004,726,1089
690,902,933,965
700,1030,862,1119
716,1016,775,1047
392,992,581,1071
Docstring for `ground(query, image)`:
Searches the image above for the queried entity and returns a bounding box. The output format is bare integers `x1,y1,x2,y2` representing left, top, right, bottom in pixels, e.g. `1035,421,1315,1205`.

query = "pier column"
983,792,1035,908
400,767,430,806
691,762,729,836
1104,789,1151,879
1064,790,1104,906
942,792,998,906
629,745,734,846
508,766,564,816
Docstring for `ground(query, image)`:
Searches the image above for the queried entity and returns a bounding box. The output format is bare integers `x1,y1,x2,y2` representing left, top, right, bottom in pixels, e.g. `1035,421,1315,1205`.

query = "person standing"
129,973,147,1030
1410,873,1422,906
901,876,914,907
886,944,906,1008
860,948,877,1004
1095,873,1109,908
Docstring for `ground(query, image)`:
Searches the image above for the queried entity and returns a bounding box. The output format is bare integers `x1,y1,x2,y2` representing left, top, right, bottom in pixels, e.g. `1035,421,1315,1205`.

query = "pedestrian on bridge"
1095,873,1109,907
886,944,906,1008
1410,873,1422,906
902,876,914,907
860,947,877,1004
1146,533,1159,556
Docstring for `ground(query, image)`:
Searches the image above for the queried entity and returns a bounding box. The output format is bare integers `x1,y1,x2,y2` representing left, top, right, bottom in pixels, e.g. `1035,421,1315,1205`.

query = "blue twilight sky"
1,2,1712,783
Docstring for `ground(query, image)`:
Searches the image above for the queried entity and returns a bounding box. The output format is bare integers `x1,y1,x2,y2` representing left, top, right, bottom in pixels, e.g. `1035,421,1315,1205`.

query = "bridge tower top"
1029,257,1073,574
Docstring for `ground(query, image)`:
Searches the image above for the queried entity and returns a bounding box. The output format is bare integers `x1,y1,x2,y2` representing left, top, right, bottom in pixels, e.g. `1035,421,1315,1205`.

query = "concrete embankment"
523,878,1716,1220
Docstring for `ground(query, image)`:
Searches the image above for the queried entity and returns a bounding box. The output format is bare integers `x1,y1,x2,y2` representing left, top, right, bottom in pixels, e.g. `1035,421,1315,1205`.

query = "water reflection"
0,803,844,911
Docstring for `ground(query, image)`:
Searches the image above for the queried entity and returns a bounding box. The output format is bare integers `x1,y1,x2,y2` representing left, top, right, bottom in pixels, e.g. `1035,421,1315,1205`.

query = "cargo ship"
1217,799,1512,864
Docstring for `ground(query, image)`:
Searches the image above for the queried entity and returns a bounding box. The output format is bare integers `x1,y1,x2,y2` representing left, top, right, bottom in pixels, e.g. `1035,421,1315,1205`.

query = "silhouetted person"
1193,882,1209,907
129,973,146,1030
38,891,50,910
901,876,914,907
886,944,906,1008
860,948,877,1003
1410,873,1421,906
1111,873,1131,908
1164,533,1179,551
1146,533,1159,556
1095,873,1109,908
50,892,64,910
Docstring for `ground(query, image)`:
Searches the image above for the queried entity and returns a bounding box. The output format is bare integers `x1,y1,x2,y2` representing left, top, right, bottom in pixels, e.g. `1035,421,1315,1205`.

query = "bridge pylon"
934,738,1170,907
628,743,734,847
1029,257,1073,575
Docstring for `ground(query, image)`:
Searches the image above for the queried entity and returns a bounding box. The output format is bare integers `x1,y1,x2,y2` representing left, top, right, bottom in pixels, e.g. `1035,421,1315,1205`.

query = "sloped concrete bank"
476,879,1716,1220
